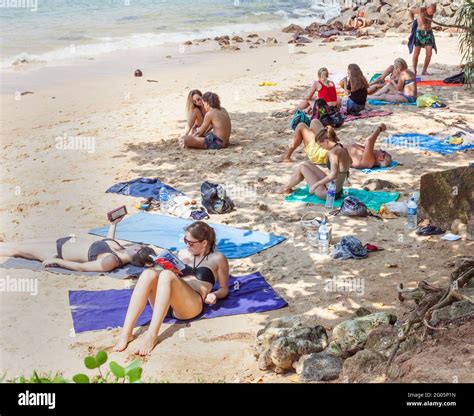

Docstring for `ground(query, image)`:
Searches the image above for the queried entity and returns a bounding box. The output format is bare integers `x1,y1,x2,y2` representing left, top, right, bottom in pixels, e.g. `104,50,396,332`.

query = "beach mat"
358,160,400,174
89,212,286,259
344,110,392,122
0,257,144,279
106,177,183,200
69,272,288,333
385,133,474,155
417,80,463,87
368,99,416,106
285,187,399,212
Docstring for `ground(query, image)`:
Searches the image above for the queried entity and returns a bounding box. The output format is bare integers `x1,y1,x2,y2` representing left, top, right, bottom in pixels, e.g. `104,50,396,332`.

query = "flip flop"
416,225,446,236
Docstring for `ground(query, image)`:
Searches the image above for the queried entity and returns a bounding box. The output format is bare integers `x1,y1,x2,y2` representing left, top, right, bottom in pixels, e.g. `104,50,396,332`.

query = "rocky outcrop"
296,352,343,382
254,316,329,374
342,349,385,382
419,166,473,234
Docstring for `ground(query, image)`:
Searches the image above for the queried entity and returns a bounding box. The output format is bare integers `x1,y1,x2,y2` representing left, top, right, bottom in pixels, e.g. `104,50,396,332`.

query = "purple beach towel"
69,272,288,333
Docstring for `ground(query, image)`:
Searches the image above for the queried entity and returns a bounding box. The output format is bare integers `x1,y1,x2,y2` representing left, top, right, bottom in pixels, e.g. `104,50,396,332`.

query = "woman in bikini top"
0,214,156,272
114,221,230,356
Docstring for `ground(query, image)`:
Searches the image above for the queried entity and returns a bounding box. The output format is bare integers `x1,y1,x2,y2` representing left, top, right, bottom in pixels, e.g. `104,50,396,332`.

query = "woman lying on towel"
183,89,206,136
370,60,417,103
273,120,351,199
114,221,229,355
275,119,328,164
368,58,407,95
346,123,392,169
0,215,156,272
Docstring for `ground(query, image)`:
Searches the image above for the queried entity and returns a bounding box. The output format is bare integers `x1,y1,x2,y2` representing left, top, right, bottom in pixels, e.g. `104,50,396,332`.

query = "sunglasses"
184,237,203,247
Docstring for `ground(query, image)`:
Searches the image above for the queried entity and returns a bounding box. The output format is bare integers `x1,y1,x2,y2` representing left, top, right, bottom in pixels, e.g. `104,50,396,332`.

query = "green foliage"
5,351,143,384
455,0,474,88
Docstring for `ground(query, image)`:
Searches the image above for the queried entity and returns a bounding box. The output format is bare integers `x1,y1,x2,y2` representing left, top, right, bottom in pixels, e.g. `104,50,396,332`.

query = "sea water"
0,0,340,69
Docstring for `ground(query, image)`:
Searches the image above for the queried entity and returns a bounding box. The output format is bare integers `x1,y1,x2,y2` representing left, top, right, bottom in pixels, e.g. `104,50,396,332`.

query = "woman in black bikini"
273,120,352,199
114,221,229,356
0,215,155,272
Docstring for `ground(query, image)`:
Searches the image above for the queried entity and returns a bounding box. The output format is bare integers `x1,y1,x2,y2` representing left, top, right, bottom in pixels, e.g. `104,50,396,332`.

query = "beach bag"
312,99,344,128
443,72,464,84
338,196,369,217
416,93,439,108
200,181,234,214
290,109,310,130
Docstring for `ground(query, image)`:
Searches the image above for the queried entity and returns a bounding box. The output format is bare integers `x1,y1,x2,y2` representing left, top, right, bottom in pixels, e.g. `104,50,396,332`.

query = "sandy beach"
0,26,473,383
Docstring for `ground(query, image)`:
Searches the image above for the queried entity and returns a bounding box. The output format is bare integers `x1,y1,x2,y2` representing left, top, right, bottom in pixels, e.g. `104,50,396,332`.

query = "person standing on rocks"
409,3,437,76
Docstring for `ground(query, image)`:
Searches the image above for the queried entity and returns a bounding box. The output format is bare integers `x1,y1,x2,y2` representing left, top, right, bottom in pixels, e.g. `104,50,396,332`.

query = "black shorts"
204,133,224,150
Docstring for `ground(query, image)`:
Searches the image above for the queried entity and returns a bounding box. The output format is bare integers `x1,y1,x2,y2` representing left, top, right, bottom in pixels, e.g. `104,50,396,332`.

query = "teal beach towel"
285,187,400,212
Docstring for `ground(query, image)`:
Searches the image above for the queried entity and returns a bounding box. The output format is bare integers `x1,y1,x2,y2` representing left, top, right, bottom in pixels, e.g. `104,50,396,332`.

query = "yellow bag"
416,93,439,108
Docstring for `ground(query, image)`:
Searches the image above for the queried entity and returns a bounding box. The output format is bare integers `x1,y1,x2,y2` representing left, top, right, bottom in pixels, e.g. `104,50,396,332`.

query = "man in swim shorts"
181,92,231,150
410,3,437,76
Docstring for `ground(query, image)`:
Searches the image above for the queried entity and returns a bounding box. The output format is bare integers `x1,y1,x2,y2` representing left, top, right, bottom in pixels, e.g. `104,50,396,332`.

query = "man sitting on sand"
410,3,437,76
181,92,231,150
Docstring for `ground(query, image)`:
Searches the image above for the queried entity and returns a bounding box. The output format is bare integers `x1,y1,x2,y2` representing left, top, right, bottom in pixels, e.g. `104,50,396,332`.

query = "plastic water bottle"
325,181,336,210
406,197,417,230
318,220,329,255
159,187,170,213
341,97,348,115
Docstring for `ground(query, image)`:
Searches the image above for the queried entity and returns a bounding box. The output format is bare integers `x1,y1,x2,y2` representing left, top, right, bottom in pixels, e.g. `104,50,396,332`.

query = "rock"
430,300,474,326
266,37,278,44
362,179,397,191
282,24,304,33
327,312,397,358
134,69,142,77
342,349,385,382
183,40,193,45
247,33,259,38
419,166,474,232
297,352,343,381
218,39,230,46
254,316,329,374
354,307,372,318
232,35,244,42
364,324,399,359
221,45,240,51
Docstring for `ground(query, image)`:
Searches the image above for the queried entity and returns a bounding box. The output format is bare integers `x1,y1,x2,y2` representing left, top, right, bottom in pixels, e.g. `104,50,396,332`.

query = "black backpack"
200,181,234,214
312,99,344,128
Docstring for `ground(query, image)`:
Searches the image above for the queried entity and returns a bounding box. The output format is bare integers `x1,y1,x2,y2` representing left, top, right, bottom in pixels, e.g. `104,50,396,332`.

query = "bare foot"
378,123,387,133
271,185,292,194
113,334,134,352
274,155,292,163
134,332,159,356
421,71,431,76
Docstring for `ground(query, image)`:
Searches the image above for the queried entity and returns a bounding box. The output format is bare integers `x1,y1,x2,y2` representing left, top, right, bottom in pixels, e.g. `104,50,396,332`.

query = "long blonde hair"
316,125,339,144
348,64,369,92
318,67,329,82
394,58,408,72
185,89,203,116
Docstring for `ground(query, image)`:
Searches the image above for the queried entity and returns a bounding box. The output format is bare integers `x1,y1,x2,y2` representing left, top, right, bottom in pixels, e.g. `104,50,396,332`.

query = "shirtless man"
181,92,231,149
410,3,437,76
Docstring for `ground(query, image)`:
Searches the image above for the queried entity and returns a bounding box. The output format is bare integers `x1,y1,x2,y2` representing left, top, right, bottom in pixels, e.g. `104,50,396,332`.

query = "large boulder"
327,312,397,358
282,24,304,34
364,324,399,359
296,352,343,382
430,299,474,326
254,316,329,374
342,349,385,382
419,166,473,234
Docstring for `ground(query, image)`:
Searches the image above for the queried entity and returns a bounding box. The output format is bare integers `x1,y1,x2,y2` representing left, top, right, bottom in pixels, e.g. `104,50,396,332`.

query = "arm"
370,65,394,86
183,113,196,136
106,215,124,239
409,7,420,20
310,153,339,192
43,255,119,272
195,112,212,137
305,82,319,101
205,255,229,305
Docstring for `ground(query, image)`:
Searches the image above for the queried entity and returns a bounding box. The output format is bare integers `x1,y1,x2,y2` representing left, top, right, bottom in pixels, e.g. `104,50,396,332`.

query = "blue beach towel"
385,134,474,155
358,161,400,174
0,257,143,279
89,212,285,259
285,187,399,212
69,272,288,333
106,177,183,200
368,99,417,106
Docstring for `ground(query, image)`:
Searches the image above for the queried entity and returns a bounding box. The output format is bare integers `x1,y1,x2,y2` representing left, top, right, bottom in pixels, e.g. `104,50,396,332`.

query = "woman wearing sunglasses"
114,221,229,356
346,123,392,169
183,89,206,136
